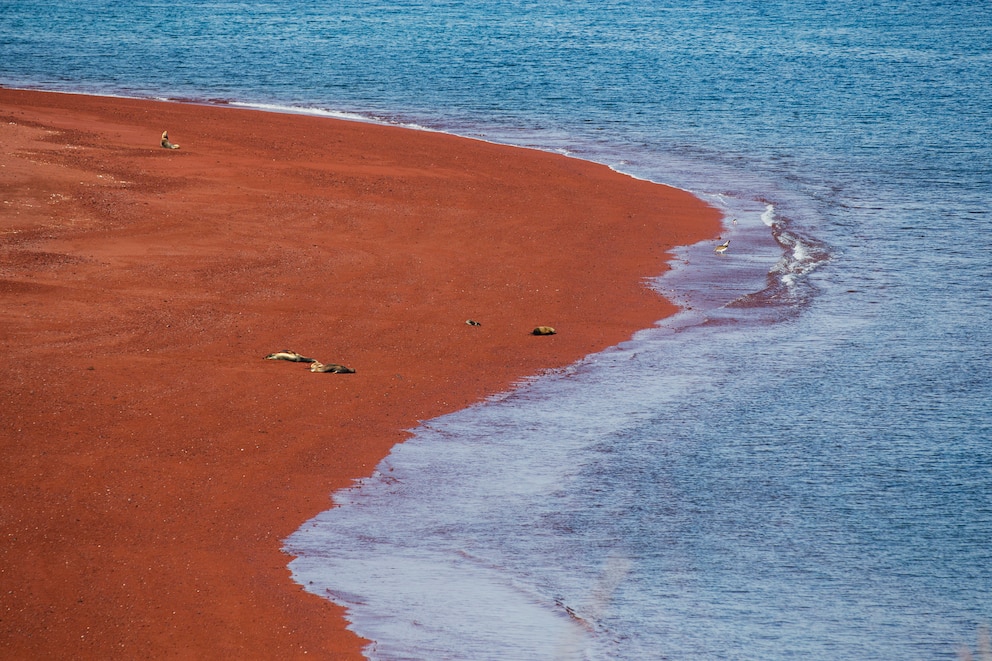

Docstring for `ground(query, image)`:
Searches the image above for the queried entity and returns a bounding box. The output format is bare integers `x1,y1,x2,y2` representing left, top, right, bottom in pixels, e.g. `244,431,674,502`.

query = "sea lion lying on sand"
265,350,316,363
309,361,356,374
532,326,556,335
161,131,180,149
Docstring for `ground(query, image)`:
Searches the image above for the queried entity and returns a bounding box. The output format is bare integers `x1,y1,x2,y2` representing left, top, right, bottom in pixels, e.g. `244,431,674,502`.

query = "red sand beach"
0,88,720,659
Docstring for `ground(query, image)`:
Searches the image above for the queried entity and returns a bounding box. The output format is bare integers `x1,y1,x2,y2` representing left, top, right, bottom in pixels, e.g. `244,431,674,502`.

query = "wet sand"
0,88,720,658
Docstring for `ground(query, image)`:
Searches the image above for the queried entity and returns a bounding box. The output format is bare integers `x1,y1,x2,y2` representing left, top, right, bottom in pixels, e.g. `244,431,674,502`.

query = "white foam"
289,548,584,660
226,101,436,132
761,203,777,226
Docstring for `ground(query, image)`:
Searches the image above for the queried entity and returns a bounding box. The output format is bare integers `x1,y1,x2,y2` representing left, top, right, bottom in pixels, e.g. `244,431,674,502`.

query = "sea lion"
466,319,482,326
532,326,556,335
265,350,316,363
161,131,180,150
309,361,355,374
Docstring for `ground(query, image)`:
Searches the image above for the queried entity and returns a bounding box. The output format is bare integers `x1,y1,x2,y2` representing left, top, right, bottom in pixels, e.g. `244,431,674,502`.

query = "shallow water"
4,0,991,658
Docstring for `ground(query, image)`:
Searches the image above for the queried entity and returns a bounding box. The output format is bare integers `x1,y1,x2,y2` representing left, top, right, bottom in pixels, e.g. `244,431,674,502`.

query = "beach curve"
0,87,720,659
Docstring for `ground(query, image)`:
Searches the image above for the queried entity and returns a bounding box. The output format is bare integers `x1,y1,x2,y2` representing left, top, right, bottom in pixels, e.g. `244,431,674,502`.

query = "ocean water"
3,1,990,658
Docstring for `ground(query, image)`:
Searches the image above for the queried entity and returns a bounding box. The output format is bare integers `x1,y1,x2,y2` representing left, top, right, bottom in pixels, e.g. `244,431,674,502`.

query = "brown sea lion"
532,326,556,335
161,131,180,149
309,361,356,374
265,350,316,363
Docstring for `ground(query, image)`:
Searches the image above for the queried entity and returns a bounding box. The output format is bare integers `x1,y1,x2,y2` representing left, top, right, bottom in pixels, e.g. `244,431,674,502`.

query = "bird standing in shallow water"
715,240,730,254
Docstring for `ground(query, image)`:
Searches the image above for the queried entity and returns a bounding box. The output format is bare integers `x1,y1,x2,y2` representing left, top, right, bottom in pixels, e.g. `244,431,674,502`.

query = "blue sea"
4,1,990,658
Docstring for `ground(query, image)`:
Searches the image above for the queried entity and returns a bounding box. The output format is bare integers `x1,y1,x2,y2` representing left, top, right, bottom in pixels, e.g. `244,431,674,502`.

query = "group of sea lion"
265,351,355,374
266,322,554,375
161,129,555,371
467,319,557,335
265,325,555,374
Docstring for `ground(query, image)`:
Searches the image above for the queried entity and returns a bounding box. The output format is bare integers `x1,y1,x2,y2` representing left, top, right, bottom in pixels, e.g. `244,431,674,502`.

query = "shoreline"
0,87,721,658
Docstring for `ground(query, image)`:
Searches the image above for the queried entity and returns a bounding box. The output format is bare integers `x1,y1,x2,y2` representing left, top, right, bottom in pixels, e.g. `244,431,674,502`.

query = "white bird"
715,240,730,254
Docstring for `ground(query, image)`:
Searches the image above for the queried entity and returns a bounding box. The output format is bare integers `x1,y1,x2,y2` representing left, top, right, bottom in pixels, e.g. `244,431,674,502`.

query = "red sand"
0,88,720,659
